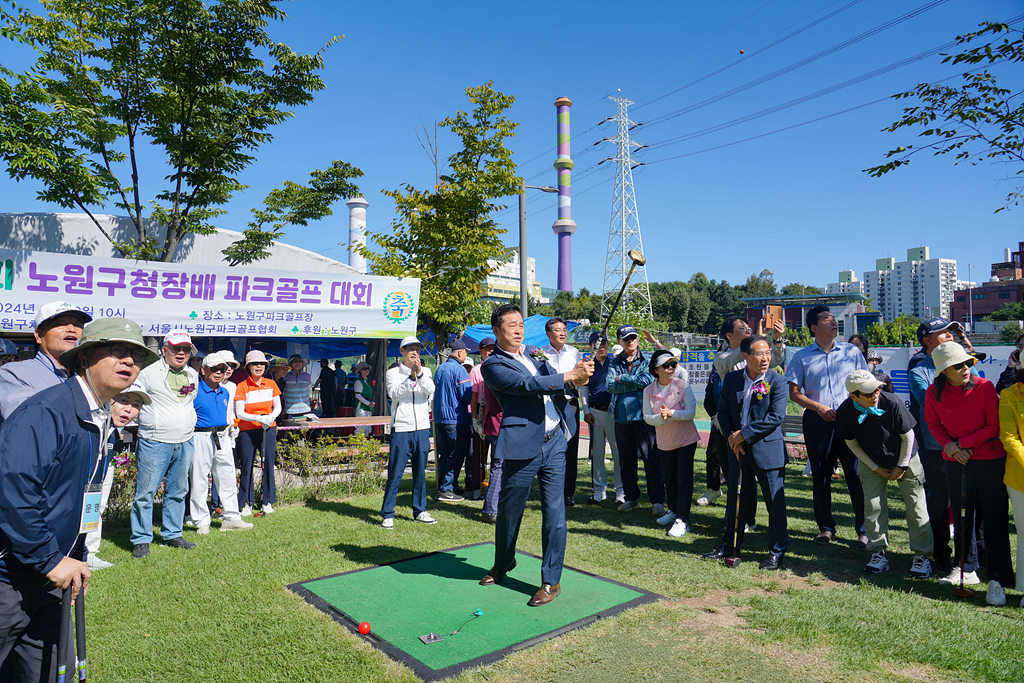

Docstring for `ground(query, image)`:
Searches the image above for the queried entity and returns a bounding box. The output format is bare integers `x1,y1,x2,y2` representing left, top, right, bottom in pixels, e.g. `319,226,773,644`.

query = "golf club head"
954,587,975,598
724,556,742,568
627,249,646,266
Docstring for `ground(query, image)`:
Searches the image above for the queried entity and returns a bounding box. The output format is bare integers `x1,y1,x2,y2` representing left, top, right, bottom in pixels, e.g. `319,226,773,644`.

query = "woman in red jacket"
925,342,1013,606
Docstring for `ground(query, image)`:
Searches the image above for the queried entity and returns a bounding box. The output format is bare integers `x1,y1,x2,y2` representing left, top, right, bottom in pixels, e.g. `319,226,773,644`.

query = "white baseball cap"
117,381,152,405
845,369,883,395
163,329,197,353
669,347,682,358
400,336,422,349
35,301,92,328
202,350,230,368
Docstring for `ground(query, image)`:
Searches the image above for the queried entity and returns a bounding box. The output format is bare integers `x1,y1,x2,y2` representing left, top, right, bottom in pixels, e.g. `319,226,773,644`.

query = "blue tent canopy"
462,314,578,351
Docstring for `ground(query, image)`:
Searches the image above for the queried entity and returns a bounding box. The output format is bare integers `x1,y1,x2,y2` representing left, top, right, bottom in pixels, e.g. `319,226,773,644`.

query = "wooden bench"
782,415,804,446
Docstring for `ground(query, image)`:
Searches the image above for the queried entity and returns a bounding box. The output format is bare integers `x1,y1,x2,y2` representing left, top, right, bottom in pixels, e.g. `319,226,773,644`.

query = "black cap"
450,339,467,351
479,336,496,348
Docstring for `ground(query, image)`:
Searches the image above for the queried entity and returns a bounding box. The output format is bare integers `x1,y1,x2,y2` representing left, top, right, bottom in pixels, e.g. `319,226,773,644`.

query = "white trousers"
355,405,372,435
190,430,241,525
85,463,115,556
1008,485,1024,591
589,408,623,500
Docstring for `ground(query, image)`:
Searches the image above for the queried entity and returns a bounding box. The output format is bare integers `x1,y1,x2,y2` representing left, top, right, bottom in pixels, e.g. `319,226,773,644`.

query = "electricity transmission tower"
601,95,652,321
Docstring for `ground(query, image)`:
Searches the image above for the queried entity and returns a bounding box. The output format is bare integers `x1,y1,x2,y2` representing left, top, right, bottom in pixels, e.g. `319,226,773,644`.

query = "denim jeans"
435,422,470,492
130,437,195,544
381,429,431,518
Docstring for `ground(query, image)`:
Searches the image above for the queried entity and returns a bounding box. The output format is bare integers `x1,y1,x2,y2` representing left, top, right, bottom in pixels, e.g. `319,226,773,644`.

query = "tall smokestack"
1006,247,1013,262
552,97,576,292
346,196,368,274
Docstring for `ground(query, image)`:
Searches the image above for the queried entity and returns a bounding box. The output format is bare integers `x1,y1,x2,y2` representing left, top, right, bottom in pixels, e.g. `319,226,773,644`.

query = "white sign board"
0,249,420,338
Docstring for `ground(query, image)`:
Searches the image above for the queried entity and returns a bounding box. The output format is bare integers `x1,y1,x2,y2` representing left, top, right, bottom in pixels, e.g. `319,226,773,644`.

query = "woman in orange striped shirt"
234,350,282,516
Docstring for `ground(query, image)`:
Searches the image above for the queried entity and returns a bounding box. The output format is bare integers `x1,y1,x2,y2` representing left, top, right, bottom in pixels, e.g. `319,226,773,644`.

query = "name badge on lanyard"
80,413,110,534
80,482,103,533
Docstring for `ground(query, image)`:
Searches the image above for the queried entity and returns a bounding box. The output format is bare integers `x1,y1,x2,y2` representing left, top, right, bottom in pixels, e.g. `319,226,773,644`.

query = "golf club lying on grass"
955,461,974,599
724,464,742,568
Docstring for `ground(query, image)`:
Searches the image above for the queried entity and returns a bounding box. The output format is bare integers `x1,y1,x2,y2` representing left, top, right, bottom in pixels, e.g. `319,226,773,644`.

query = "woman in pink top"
925,342,1012,607
643,349,699,538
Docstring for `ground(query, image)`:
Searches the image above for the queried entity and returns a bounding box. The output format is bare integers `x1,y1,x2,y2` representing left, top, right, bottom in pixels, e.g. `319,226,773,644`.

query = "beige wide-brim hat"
932,341,974,376
58,317,159,370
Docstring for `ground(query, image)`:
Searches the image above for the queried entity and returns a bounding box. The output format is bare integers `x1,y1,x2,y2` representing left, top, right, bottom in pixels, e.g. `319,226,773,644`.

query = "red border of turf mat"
287,541,663,681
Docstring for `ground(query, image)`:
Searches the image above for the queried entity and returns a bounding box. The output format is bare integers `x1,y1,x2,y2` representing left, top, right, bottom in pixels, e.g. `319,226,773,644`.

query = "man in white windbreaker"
380,336,436,529
130,329,200,559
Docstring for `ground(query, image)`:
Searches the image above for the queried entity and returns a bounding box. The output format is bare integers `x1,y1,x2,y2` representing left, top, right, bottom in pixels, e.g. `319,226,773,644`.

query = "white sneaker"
183,516,197,529
197,525,210,536
801,462,812,478
651,503,666,516
381,517,394,529
985,580,1007,606
909,555,932,579
744,523,758,533
618,500,638,512
241,505,253,517
939,567,981,585
667,519,688,538
656,511,677,526
221,518,254,531
415,511,437,524
696,489,722,506
262,504,275,514
87,555,113,570
864,550,890,574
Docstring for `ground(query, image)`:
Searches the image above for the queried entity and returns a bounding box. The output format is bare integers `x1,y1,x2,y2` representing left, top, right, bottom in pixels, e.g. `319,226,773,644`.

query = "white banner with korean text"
0,249,420,339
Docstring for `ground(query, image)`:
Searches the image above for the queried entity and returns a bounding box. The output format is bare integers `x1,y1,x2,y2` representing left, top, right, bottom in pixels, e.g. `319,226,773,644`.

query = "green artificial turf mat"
290,542,661,680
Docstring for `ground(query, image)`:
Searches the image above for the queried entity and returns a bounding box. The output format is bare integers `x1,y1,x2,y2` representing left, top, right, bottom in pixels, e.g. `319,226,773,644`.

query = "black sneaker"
163,537,196,550
436,491,465,503
586,496,603,506
565,496,576,508
132,543,150,559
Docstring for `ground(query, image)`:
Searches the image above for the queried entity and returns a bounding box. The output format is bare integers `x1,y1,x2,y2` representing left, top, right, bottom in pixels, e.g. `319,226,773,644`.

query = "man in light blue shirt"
786,305,869,547
0,301,91,422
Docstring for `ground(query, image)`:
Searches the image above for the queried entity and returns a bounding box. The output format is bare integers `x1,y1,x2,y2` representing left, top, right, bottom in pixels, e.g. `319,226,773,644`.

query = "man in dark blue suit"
704,335,790,570
479,304,593,606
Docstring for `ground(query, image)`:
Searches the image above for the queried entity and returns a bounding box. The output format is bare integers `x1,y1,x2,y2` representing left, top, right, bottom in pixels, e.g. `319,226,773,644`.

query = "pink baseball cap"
163,329,197,354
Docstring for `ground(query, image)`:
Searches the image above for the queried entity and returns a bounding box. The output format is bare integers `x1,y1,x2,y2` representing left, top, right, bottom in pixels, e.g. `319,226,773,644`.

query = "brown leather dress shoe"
479,559,517,585
527,583,561,606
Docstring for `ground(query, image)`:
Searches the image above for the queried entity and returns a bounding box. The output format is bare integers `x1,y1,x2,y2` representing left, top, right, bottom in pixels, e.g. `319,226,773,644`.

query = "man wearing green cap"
0,317,156,682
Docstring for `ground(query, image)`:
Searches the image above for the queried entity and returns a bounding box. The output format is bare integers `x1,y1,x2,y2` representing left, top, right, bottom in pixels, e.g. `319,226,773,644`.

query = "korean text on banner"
0,249,420,338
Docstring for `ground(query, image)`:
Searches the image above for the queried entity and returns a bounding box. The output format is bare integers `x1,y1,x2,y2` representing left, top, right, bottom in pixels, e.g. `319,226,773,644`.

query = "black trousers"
803,411,865,535
720,448,790,557
945,457,1013,585
661,442,697,522
614,421,665,504
0,580,70,683
705,425,727,491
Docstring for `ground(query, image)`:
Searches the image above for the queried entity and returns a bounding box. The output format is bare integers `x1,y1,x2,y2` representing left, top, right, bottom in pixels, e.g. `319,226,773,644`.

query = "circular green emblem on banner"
382,291,415,324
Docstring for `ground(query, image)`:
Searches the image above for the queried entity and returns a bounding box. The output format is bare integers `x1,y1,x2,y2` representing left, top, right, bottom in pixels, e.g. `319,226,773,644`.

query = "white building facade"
863,247,961,320
825,270,865,296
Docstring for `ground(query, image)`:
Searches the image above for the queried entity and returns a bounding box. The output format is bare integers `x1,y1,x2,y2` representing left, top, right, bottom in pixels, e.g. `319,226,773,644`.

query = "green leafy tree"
649,281,691,330
865,315,922,346
999,322,1023,344
783,326,813,347
0,0,356,262
866,22,1024,212
359,82,519,346
780,282,825,296
739,269,778,298
686,289,713,332
985,300,1024,321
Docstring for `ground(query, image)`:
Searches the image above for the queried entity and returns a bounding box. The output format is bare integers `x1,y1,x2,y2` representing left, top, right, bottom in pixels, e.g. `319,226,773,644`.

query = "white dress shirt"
510,345,562,434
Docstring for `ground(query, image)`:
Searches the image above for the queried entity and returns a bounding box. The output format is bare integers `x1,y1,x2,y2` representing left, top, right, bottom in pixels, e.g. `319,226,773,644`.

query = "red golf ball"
358,622,371,634
740,49,745,54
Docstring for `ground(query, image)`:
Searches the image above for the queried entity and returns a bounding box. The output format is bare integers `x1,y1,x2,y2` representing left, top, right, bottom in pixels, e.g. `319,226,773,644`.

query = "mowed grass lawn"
90,444,1023,683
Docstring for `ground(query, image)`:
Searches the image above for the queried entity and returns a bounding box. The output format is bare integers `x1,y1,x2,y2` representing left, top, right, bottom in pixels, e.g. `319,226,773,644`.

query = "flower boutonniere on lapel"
752,380,770,401
529,348,549,364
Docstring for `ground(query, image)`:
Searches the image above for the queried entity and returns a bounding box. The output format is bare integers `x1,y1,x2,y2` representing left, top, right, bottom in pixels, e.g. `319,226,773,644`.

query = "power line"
638,0,950,130
634,0,866,111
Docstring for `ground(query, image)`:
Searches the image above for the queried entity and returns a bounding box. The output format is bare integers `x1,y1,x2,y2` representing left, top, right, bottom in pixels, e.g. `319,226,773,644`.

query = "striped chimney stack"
552,97,576,292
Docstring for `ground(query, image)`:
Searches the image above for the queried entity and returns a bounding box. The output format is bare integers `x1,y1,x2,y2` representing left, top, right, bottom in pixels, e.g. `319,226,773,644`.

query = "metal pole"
968,263,973,331
519,181,528,319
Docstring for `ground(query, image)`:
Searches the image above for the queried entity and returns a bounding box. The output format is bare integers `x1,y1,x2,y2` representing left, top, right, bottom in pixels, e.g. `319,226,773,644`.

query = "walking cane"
954,461,975,598
56,587,71,683
75,592,86,682
724,450,743,568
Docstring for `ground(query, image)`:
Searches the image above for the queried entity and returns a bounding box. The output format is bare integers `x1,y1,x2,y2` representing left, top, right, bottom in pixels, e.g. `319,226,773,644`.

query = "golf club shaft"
599,261,640,342
56,586,71,683
959,461,968,593
75,591,86,682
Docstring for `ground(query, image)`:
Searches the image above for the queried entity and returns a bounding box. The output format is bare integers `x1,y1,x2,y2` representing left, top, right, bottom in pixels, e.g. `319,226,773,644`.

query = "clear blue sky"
2,0,1022,293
